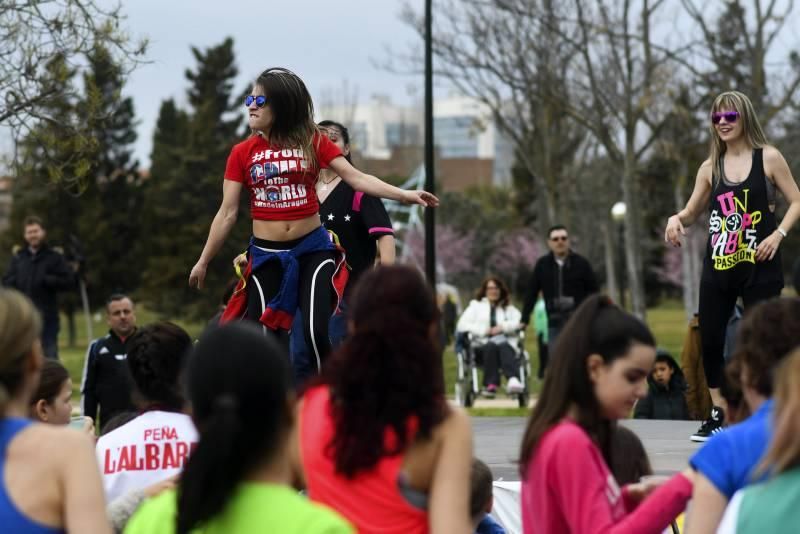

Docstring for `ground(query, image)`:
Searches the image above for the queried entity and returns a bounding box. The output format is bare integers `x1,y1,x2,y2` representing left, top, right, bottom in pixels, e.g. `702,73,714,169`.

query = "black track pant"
698,279,782,388
478,341,519,386
246,246,336,370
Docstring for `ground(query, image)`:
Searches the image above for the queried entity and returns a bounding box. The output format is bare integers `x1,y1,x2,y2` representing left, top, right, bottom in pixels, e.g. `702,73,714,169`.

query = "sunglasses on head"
550,236,568,242
711,111,739,124
245,95,267,108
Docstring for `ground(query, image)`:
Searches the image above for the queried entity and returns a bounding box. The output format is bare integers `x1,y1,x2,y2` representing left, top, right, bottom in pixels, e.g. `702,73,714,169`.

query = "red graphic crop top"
224,132,343,221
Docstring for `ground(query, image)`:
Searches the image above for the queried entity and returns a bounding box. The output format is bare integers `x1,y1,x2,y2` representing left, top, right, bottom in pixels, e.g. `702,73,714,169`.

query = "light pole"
424,0,436,288
611,202,627,309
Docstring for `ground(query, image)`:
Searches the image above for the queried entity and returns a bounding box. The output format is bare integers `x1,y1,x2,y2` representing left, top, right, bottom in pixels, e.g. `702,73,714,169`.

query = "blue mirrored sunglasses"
245,95,267,108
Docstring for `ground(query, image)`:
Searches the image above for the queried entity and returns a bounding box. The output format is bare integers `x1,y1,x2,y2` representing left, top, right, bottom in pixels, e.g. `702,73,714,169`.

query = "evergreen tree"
75,46,145,306
4,55,88,250
139,38,248,319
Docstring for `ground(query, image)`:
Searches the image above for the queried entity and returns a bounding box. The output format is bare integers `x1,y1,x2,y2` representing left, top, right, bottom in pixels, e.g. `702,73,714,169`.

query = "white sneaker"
506,376,524,394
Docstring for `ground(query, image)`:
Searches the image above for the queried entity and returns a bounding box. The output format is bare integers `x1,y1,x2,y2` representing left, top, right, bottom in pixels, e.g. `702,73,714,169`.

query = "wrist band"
777,227,787,238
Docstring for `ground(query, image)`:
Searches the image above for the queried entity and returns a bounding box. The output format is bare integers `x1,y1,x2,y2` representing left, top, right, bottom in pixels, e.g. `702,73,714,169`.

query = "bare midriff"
252,213,321,242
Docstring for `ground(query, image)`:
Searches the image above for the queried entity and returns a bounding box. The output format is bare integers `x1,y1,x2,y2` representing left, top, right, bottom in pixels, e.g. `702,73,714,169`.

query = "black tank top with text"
704,149,783,288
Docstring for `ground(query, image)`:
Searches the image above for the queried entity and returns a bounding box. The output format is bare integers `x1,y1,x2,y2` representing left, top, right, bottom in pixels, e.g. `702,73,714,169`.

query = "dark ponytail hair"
176,322,292,534
318,265,447,478
318,120,352,163
126,322,192,411
518,294,655,476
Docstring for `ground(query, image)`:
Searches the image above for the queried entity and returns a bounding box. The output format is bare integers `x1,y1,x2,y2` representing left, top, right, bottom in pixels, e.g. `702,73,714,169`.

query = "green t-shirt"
736,467,800,533
124,483,354,534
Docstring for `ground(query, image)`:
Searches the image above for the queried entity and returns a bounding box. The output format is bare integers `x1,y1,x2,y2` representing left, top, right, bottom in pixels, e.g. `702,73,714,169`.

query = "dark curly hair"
734,297,800,397
317,265,448,478
127,322,192,411
475,275,511,308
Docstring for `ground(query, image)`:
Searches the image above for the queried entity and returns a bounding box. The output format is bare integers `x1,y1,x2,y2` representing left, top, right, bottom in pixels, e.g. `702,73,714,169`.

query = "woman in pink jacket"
518,294,694,534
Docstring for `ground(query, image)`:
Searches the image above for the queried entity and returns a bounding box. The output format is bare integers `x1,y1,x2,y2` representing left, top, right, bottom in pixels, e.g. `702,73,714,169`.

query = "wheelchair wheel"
455,348,474,408
464,389,475,408
454,381,464,406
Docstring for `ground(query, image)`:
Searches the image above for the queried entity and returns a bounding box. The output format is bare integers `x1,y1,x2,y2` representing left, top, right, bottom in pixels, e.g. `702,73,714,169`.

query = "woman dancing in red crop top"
188,68,437,366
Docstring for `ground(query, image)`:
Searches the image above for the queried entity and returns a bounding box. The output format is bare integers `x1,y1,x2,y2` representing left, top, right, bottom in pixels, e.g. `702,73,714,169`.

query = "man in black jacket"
81,294,138,429
2,216,75,359
521,225,598,350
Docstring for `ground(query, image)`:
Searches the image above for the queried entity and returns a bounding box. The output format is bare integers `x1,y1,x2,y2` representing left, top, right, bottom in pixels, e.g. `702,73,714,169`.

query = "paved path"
473,417,701,481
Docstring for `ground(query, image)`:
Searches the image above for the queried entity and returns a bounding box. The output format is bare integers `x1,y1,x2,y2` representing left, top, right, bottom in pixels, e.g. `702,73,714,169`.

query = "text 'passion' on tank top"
706,148,781,287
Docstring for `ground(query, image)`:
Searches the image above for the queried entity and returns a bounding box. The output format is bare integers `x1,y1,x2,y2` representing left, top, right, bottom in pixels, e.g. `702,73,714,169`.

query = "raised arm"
62,431,113,534
428,408,473,534
189,179,243,289
329,157,439,208
756,146,800,262
665,160,712,247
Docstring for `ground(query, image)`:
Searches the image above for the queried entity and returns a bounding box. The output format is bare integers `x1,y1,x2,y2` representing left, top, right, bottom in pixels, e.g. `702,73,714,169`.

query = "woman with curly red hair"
292,265,473,533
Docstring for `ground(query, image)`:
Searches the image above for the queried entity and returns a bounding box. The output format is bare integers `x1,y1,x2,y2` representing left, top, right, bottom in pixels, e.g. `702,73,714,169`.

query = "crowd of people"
2,270,799,533
1,68,800,534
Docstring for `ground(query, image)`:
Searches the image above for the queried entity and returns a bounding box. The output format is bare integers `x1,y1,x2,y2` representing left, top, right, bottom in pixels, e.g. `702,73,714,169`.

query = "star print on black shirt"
320,181,394,286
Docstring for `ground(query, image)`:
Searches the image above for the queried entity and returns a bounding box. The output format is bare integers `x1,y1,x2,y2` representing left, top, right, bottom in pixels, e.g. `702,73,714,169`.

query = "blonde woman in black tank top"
664,91,800,531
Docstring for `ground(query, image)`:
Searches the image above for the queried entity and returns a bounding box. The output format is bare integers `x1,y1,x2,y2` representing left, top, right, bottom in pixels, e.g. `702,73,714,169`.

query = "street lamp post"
611,202,627,309
424,0,436,287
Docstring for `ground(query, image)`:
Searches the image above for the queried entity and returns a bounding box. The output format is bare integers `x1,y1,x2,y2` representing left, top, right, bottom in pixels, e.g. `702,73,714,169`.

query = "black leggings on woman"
698,278,782,389
246,243,336,370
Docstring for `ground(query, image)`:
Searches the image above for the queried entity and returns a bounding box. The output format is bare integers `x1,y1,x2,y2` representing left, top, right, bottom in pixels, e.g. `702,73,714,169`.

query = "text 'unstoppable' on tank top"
705,148,782,288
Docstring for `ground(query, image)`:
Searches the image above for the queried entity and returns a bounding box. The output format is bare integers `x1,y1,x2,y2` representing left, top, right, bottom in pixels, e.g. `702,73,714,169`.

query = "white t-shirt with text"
95,411,198,501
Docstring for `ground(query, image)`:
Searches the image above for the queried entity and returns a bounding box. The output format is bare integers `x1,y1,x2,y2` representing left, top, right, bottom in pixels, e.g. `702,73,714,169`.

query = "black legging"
246,249,336,369
698,279,782,389
478,341,519,387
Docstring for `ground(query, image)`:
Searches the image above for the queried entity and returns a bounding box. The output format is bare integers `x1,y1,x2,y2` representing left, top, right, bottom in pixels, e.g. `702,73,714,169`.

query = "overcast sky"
2,0,799,171
119,0,422,167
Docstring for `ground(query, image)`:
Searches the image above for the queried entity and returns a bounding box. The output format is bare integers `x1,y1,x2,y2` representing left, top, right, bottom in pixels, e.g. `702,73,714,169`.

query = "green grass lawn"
445,300,690,415
60,300,691,414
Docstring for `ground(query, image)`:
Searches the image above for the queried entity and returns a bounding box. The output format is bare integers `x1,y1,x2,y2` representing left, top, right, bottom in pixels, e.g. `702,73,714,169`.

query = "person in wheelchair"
457,276,525,397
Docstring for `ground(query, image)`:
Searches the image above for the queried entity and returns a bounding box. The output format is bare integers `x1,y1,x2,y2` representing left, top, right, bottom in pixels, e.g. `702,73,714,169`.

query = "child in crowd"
634,349,690,420
610,426,653,486
29,359,94,435
720,359,750,425
611,426,681,534
470,458,506,534
126,322,353,533
519,294,693,533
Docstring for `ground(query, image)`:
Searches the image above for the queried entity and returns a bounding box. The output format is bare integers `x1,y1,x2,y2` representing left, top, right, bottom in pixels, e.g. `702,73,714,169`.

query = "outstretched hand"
403,190,440,207
189,261,207,290
664,215,685,247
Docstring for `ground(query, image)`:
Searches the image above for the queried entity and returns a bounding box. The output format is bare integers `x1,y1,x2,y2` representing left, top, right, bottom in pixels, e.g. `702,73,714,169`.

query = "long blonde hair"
756,348,800,476
0,289,42,416
708,91,769,185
